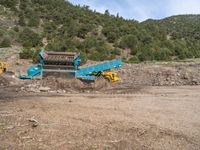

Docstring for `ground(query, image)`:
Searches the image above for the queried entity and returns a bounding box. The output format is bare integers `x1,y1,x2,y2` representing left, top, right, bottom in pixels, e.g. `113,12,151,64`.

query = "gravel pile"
118,63,200,86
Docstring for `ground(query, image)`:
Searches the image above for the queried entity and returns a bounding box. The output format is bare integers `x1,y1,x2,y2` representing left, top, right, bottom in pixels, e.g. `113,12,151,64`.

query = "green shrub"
80,52,87,65
137,47,154,61
18,12,26,26
0,38,11,48
129,56,140,63
111,48,121,55
19,48,34,59
28,15,40,27
88,50,111,61
46,39,76,52
18,28,42,47
119,35,139,55
119,35,138,50
32,49,41,63
0,28,4,37
13,26,19,32
154,48,172,61
0,0,17,8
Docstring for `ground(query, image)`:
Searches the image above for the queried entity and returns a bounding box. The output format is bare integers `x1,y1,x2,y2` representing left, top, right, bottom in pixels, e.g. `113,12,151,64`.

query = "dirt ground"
1,56,200,149
0,86,200,150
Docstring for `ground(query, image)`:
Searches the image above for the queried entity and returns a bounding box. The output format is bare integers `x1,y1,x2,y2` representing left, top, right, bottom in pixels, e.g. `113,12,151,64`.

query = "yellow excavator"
0,61,8,75
101,72,119,82
92,71,119,82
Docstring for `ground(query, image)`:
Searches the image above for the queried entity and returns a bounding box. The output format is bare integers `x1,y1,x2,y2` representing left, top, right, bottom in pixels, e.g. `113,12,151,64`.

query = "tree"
0,38,11,48
154,48,172,61
142,34,153,45
18,13,26,26
116,13,119,18
28,14,40,27
0,28,4,37
19,28,42,47
119,35,138,55
104,10,110,16
77,24,91,38
137,47,154,61
19,0,28,10
129,56,140,63
67,20,79,37
0,0,18,8
19,48,34,59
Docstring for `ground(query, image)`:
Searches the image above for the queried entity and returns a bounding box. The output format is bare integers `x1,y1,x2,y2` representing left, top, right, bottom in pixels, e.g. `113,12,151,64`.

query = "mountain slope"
0,0,200,62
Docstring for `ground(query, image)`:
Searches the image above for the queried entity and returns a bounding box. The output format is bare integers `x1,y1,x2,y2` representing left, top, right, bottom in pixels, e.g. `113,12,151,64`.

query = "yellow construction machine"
101,72,119,82
0,61,8,74
91,71,119,82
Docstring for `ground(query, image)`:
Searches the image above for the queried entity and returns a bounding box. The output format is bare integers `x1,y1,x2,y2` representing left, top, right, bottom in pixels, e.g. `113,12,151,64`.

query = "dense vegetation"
0,0,200,63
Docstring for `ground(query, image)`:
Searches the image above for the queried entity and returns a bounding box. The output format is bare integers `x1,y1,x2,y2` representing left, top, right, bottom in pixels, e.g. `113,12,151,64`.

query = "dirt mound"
20,77,111,94
15,61,200,94
0,76,10,86
119,63,200,86
42,77,109,91
0,73,20,87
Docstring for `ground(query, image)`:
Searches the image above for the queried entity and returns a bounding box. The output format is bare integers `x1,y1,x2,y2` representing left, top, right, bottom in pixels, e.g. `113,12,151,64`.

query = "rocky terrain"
119,62,200,86
1,59,200,96
1,56,200,150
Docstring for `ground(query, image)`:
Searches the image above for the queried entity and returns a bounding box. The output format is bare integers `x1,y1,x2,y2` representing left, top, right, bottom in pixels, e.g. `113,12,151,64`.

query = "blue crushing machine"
19,49,123,81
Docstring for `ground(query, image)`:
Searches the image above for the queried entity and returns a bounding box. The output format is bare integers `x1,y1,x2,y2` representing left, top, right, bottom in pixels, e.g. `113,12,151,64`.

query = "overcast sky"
68,0,200,21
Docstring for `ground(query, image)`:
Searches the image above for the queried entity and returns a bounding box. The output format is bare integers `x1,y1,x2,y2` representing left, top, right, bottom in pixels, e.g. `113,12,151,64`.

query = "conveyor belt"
76,59,123,79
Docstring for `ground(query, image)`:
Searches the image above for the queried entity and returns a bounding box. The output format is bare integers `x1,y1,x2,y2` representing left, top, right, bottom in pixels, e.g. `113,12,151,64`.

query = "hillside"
0,0,200,63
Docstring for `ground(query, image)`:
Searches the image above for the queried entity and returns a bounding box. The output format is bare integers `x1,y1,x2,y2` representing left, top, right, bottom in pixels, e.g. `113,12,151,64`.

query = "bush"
88,49,111,61
13,26,19,32
28,15,40,27
0,0,17,8
32,49,40,63
129,56,140,63
0,38,11,48
46,39,76,52
19,48,34,59
19,48,41,63
18,13,26,26
0,28,4,37
80,52,87,65
119,35,138,54
137,47,154,61
111,48,121,55
18,28,42,47
154,48,172,61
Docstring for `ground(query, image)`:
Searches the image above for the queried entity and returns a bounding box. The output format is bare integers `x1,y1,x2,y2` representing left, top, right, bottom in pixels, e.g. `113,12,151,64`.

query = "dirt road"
0,86,200,150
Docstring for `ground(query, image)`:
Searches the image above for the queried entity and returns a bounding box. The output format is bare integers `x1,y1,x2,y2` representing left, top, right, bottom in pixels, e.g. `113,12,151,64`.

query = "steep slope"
0,0,200,63
143,15,200,40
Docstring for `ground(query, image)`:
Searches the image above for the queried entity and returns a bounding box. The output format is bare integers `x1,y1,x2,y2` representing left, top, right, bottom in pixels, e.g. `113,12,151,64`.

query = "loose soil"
1,60,200,149
0,86,200,150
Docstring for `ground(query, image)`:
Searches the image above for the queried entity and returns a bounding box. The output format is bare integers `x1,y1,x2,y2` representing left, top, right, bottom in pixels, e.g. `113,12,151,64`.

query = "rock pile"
118,63,200,86
0,76,9,86
20,82,67,93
